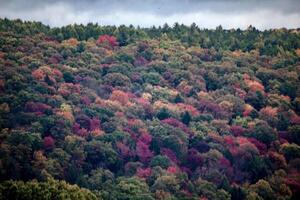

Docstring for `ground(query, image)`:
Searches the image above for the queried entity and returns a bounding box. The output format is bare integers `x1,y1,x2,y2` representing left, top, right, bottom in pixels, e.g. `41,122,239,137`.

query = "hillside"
0,19,300,200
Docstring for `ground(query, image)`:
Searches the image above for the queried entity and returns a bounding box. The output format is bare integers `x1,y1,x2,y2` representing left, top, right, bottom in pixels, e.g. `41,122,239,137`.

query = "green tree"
250,180,274,200
150,155,170,169
113,177,154,200
0,178,98,200
181,111,191,125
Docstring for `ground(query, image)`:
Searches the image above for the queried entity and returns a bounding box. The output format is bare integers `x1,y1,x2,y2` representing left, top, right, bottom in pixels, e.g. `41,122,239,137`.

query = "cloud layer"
0,0,299,29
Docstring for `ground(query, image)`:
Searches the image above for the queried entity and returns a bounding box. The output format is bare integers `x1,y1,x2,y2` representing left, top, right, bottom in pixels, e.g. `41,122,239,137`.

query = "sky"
0,0,300,29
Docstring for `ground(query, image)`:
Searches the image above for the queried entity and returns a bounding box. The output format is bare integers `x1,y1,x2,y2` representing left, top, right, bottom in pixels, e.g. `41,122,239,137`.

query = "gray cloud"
0,0,299,29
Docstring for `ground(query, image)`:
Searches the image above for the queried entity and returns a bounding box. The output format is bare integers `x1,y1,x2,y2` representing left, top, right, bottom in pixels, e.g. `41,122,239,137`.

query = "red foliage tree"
43,136,55,150
110,90,129,106
162,118,193,135
161,148,178,164
72,122,81,133
76,127,89,137
177,103,199,117
48,54,63,64
72,122,89,137
260,106,278,118
32,69,45,81
218,157,234,178
134,56,149,67
90,117,100,131
218,157,231,168
51,68,63,78
224,135,235,147
136,140,153,163
58,83,80,97
116,142,132,158
96,35,118,48
81,96,92,105
186,148,203,170
25,102,51,114
167,166,178,174
136,167,151,179
285,175,300,196
291,115,300,125
243,104,254,117
230,125,246,137
139,133,152,145
197,99,227,119
247,138,267,154
134,97,150,106
0,79,4,92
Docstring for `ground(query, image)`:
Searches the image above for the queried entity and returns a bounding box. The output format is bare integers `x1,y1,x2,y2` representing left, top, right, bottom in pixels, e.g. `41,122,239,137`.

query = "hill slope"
0,19,300,199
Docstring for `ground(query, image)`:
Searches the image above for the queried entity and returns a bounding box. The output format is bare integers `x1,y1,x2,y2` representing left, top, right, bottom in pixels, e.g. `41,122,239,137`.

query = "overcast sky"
0,0,299,29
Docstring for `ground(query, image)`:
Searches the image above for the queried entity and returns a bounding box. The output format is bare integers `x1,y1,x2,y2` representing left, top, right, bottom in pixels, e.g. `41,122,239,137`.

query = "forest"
0,18,300,199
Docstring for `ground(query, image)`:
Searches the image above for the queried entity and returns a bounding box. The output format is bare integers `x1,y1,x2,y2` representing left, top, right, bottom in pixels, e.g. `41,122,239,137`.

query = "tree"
80,168,115,191
287,125,300,145
267,170,292,200
2,18,300,200
281,143,300,162
0,178,98,200
245,91,266,110
142,72,162,85
75,114,91,130
181,111,191,125
96,35,118,48
150,155,170,169
249,121,277,146
0,131,42,180
195,179,231,200
25,102,51,114
136,140,153,163
116,26,129,46
43,136,55,150
110,90,130,106
84,140,119,170
49,118,72,140
156,108,171,120
173,94,184,103
151,175,180,195
205,71,221,91
230,185,247,200
162,118,192,135
250,180,274,200
103,73,131,88
113,177,154,200
77,42,86,53
136,167,151,179
186,148,203,170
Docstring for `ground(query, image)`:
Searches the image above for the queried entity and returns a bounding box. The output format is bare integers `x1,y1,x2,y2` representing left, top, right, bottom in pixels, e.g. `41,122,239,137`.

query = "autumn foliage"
96,34,118,48
1,18,300,200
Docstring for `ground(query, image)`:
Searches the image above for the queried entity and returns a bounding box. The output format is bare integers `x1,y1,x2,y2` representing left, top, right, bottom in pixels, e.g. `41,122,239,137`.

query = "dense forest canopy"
1,18,300,56
0,18,300,199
